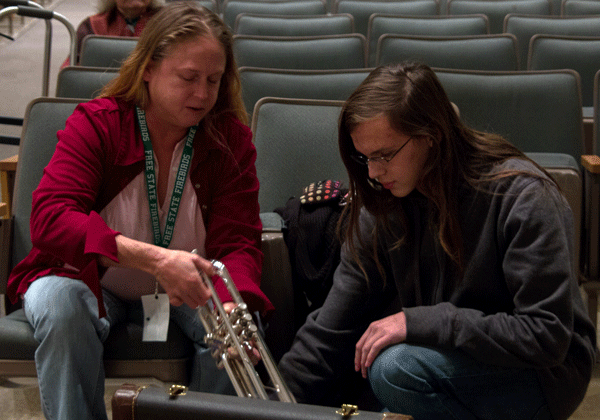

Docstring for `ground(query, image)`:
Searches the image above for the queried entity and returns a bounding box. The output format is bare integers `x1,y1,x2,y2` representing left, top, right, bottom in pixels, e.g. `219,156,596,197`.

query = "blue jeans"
23,275,233,420
369,344,552,420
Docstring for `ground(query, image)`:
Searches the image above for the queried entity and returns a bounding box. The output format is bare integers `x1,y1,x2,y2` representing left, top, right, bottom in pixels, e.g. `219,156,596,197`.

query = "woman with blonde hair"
279,62,596,420
8,3,271,419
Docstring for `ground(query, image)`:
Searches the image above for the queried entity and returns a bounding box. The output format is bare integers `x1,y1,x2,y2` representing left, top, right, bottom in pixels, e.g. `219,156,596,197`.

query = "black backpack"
275,180,348,332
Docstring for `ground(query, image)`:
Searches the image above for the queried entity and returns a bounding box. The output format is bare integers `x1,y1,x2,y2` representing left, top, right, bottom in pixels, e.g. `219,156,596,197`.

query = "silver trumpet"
193,252,296,403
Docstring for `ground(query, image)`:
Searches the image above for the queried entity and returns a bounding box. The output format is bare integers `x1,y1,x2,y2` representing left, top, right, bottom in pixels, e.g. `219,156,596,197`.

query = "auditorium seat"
561,0,600,15
376,34,519,70
333,0,439,37
55,66,119,99
504,14,600,70
234,13,355,36
448,0,551,33
239,67,372,118
221,0,327,29
367,13,490,66
233,34,367,70
79,35,137,68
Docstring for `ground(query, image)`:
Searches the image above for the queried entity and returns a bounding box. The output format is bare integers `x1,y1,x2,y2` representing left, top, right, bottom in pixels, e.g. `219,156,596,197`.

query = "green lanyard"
136,107,197,248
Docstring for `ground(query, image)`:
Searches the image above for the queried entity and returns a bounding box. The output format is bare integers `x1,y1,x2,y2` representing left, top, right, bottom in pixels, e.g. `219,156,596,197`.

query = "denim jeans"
23,275,233,420
369,343,552,420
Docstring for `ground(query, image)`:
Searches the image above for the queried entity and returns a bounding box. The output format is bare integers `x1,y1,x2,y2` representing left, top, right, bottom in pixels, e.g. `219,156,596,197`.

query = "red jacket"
8,97,273,319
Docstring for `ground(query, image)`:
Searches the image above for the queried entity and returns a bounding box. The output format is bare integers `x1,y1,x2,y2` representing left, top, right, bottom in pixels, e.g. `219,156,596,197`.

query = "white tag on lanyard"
141,292,170,342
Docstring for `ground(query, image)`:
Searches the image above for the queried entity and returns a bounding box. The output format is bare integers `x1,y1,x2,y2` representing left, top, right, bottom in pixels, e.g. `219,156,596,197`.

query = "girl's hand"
222,302,261,365
355,311,407,378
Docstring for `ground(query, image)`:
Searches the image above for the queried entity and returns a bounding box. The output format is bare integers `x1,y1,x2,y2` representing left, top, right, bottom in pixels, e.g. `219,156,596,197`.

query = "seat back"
222,0,327,29
448,0,551,34
10,98,83,271
561,0,600,15
239,67,371,118
234,13,355,36
434,69,586,158
55,66,119,99
504,14,600,70
233,34,367,69
377,34,519,70
251,97,347,361
527,35,600,112
194,0,218,12
251,97,347,213
367,14,490,66
79,35,138,68
333,0,439,38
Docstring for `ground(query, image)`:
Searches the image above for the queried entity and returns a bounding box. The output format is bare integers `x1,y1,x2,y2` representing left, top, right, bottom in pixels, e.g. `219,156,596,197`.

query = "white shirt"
100,138,207,300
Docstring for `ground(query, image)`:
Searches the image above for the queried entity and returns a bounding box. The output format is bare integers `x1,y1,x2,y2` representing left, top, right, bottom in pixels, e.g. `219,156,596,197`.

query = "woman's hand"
99,234,214,309
153,249,215,308
355,311,407,378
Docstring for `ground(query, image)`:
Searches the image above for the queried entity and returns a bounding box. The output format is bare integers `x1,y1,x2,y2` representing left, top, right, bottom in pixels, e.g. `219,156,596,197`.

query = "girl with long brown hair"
279,62,596,420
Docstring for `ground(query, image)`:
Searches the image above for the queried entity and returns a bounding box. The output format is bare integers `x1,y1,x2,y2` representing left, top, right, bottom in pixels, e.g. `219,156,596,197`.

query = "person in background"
8,3,272,420
61,0,163,67
278,62,596,420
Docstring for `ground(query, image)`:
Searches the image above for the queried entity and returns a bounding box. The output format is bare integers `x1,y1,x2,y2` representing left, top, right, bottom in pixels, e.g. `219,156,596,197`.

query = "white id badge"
141,293,170,342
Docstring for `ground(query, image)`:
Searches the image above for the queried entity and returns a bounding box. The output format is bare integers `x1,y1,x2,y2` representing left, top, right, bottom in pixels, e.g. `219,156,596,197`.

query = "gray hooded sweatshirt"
279,159,596,420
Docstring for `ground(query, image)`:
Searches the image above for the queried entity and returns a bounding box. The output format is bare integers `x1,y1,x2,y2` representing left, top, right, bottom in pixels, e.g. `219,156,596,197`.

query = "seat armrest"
581,155,600,328
582,155,600,175
0,215,13,299
260,211,286,232
0,154,18,219
259,212,295,363
581,155,600,282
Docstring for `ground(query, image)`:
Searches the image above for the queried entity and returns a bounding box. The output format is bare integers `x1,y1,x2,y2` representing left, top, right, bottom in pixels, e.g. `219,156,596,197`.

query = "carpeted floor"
0,376,166,420
1,365,599,419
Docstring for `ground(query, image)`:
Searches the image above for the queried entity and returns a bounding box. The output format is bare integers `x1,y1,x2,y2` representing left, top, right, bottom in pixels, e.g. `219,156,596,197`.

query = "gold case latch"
336,404,359,418
168,384,187,398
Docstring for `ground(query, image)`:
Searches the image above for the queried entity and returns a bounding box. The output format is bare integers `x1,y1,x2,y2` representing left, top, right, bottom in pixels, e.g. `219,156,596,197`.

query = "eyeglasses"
351,137,413,166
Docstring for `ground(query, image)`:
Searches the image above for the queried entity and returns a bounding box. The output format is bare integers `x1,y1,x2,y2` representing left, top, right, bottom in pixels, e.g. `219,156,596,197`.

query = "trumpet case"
111,383,413,420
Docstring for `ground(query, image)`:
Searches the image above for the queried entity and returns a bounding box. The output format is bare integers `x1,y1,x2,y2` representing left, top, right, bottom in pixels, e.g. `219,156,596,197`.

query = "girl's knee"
369,344,439,394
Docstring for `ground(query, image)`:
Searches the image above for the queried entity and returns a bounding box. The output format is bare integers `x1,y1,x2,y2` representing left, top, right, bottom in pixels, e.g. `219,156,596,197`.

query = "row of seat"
216,0,600,35
233,13,600,71
75,13,600,73
10,64,600,249
233,32,519,71
47,64,595,143
48,62,598,158
197,0,600,24
49,30,600,147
